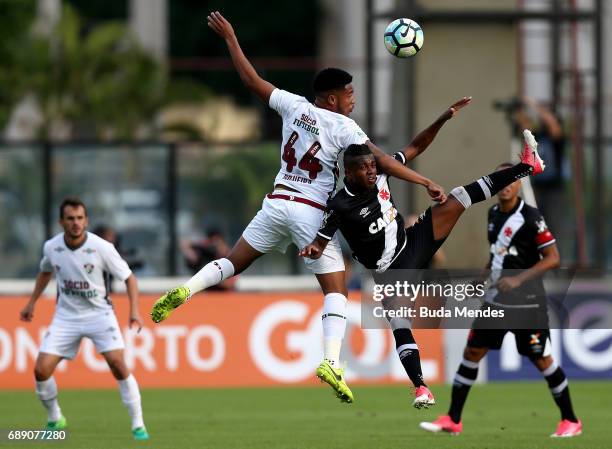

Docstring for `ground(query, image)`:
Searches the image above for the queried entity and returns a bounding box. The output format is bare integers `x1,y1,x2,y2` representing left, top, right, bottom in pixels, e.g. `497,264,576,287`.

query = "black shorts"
389,207,446,270
467,328,552,360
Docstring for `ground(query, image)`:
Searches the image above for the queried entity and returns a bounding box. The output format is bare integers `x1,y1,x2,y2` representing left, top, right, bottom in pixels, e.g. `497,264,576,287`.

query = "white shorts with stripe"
39,311,125,360
242,191,345,274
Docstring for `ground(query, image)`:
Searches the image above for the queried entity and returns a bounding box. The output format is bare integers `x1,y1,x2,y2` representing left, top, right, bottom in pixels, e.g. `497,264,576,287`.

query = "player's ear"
327,93,337,107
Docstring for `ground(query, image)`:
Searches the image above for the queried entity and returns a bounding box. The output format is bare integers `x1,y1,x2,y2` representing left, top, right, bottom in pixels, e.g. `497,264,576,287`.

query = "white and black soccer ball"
384,18,424,58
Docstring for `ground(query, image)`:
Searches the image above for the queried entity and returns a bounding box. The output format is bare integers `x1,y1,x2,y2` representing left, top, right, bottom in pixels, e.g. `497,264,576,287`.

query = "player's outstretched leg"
151,237,262,323
389,318,435,409
532,356,582,437
431,129,544,241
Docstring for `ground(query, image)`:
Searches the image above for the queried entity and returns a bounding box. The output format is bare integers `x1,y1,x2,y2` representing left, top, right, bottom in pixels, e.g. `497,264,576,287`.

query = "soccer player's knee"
449,186,472,210
34,363,51,381
464,346,486,362
530,355,552,371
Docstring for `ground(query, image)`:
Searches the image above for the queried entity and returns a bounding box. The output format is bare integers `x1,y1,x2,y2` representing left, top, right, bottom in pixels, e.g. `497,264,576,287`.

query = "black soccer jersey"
487,198,556,270
485,198,556,307
317,152,407,272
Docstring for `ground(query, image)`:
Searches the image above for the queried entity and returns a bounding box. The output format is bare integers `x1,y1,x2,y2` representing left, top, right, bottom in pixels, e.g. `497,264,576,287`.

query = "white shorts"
39,311,125,360
242,192,345,274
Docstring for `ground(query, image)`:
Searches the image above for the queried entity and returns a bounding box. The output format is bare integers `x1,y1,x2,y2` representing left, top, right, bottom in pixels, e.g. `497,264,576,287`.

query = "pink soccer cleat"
413,385,435,409
419,415,462,435
550,419,582,438
520,129,545,175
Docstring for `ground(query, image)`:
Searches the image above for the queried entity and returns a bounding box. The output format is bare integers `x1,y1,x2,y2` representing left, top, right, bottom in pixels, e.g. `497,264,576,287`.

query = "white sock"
35,377,62,422
322,293,348,367
118,374,145,430
183,258,235,295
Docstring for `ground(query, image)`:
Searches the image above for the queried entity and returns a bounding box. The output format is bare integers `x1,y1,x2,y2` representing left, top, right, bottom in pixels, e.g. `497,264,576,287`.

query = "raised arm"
367,141,447,203
402,96,472,161
207,11,276,104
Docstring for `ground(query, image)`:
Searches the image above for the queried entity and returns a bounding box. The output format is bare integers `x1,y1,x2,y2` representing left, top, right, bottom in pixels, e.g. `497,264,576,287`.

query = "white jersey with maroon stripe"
269,89,369,205
40,232,132,320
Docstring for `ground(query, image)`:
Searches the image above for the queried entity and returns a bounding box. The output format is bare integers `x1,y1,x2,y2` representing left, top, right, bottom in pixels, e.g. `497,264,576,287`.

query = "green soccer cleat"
46,415,67,430
316,360,354,403
151,287,191,323
132,427,149,441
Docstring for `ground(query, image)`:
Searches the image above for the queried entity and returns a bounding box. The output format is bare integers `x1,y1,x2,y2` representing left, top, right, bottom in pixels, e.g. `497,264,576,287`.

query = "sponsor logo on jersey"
83,248,96,254
54,247,65,252
359,207,371,218
368,207,397,234
292,114,320,136
84,263,94,274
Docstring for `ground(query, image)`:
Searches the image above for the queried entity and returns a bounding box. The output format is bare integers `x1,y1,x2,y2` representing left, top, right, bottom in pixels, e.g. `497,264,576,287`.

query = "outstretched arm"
367,141,447,203
403,96,472,161
207,11,276,104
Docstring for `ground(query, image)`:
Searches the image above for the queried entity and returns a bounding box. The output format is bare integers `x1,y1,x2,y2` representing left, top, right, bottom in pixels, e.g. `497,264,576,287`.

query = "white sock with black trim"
183,258,235,295
322,293,348,368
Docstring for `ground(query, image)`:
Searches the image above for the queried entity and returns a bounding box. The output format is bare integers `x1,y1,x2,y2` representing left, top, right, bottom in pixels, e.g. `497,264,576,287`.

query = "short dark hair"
59,196,87,218
343,143,373,168
313,68,353,95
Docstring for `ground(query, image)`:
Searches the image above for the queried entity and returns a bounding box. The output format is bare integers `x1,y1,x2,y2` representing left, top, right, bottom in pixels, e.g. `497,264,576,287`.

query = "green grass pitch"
0,381,608,449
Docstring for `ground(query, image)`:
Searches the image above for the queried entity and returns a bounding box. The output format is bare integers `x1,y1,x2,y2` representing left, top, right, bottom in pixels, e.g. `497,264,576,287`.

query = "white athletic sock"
183,258,235,295
35,377,62,422
322,293,348,368
118,374,145,430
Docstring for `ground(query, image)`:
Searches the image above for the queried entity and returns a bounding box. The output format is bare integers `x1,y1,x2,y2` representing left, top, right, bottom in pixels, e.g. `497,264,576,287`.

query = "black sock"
543,364,578,422
393,328,426,388
448,358,479,424
463,163,533,204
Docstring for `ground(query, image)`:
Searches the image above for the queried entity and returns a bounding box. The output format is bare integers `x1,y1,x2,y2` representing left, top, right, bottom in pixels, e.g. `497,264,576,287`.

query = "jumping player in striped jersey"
300,130,545,409
150,10,467,404
420,163,581,438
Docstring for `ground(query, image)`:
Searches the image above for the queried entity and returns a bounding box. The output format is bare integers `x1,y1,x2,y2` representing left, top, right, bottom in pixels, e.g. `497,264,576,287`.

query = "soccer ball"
384,18,424,58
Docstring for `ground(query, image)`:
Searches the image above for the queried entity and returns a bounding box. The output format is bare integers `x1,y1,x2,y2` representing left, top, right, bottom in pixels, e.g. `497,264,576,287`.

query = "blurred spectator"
93,224,144,290
512,97,566,234
181,229,236,291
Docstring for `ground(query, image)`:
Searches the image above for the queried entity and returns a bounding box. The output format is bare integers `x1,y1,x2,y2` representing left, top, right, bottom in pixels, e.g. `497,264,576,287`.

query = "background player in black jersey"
420,163,582,438
300,131,545,409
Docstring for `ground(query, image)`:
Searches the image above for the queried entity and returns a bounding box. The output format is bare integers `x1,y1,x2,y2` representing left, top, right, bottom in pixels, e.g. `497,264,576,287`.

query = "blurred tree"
8,3,166,139
0,0,37,129
169,0,321,102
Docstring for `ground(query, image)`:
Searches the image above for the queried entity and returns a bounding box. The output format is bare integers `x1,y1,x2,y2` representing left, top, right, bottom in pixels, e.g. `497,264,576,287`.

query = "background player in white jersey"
19,197,149,441
151,11,455,403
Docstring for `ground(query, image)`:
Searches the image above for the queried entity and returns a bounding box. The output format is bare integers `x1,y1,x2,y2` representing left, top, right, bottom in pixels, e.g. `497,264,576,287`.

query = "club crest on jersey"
83,248,96,254
504,227,513,237
379,189,390,201
535,218,548,233
359,207,371,218
84,263,94,274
